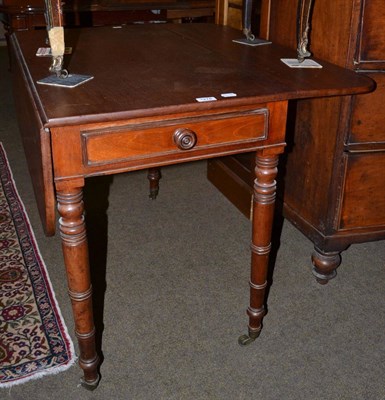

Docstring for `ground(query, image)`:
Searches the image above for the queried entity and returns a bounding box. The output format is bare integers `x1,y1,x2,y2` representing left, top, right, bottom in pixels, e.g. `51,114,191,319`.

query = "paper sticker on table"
37,74,94,88
233,38,271,47
221,93,237,98
196,97,217,102
281,58,323,68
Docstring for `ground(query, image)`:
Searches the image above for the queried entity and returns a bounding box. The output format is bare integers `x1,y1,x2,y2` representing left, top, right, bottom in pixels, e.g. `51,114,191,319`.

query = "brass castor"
80,374,100,391
238,328,261,346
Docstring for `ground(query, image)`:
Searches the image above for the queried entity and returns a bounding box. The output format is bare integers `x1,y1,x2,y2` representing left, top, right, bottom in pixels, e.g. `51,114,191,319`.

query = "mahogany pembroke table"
9,23,373,389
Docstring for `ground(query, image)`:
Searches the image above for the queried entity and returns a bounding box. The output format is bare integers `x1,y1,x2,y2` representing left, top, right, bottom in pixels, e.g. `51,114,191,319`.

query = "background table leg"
147,167,161,199
239,153,279,345
57,187,100,389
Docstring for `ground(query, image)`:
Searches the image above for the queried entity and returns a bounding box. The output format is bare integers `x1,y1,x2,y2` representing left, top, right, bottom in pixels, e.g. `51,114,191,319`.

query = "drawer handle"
173,128,197,150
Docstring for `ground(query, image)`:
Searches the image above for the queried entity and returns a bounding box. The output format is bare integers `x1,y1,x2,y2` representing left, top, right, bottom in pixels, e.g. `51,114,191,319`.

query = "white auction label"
221,93,237,98
196,97,217,102
281,58,323,68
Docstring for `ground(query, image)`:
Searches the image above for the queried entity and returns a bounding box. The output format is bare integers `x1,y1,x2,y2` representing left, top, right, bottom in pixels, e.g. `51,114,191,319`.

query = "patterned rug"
0,143,75,387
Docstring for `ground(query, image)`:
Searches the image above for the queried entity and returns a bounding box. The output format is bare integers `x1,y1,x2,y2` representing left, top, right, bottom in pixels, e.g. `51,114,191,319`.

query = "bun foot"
311,247,341,285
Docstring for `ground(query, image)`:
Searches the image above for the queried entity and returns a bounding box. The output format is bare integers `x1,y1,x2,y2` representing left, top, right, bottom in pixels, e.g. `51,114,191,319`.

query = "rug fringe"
0,356,77,388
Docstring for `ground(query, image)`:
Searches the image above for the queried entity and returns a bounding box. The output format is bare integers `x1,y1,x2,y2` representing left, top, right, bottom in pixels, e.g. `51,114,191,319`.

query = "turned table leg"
239,153,279,345
147,167,161,199
57,187,100,390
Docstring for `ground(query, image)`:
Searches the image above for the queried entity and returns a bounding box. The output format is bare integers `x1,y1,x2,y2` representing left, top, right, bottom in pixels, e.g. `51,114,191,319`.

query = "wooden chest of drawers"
208,0,385,283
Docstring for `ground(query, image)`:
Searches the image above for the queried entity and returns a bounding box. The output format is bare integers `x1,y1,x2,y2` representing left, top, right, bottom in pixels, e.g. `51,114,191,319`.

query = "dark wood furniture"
9,23,372,388
215,0,262,32
0,0,215,32
208,0,385,283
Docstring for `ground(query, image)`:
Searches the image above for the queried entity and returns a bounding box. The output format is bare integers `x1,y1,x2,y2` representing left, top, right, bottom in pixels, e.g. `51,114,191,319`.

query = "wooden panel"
357,0,385,66
264,0,296,48
10,34,56,236
215,0,242,29
282,97,344,232
207,157,253,219
349,73,385,146
340,152,385,229
226,0,242,30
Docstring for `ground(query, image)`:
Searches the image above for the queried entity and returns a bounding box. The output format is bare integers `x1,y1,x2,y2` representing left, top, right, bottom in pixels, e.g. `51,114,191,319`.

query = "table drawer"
81,109,268,166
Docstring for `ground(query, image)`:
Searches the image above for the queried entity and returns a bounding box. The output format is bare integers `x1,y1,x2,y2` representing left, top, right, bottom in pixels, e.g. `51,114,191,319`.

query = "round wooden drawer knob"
173,128,197,150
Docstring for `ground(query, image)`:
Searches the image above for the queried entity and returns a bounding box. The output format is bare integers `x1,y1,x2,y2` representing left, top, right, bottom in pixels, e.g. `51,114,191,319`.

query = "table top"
12,23,374,127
